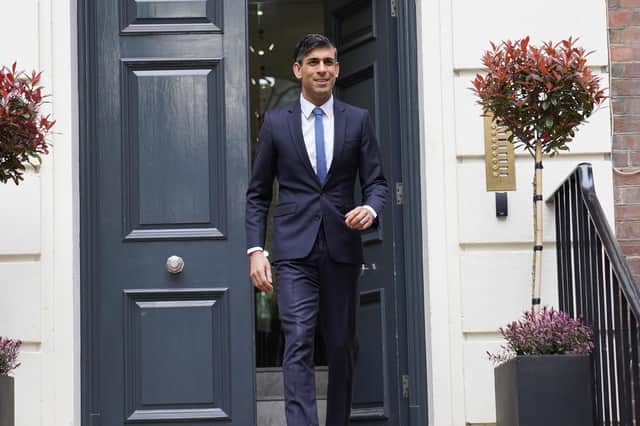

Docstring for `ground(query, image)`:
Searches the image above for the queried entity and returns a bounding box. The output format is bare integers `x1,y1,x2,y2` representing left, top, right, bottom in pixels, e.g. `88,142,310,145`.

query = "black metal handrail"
549,162,640,425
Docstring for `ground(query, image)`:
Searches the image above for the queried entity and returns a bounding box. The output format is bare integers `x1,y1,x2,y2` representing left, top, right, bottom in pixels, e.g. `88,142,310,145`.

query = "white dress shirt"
300,94,334,173
247,94,376,256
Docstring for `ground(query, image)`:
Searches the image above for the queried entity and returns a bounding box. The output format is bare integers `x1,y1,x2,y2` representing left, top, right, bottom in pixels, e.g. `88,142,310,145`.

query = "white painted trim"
416,0,466,423
39,0,81,425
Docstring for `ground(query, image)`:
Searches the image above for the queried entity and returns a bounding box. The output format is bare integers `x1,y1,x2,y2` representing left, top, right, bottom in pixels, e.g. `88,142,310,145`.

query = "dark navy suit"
246,98,387,426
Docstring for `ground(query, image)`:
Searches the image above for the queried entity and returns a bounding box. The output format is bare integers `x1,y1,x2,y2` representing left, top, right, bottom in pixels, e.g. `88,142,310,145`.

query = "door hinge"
390,0,398,17
396,182,404,205
402,375,410,399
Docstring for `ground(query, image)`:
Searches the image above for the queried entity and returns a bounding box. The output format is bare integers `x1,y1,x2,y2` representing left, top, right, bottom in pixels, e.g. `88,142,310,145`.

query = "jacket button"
314,214,321,220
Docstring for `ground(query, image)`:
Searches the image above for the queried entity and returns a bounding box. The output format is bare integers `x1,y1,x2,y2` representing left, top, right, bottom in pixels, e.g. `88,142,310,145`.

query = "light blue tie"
312,107,327,183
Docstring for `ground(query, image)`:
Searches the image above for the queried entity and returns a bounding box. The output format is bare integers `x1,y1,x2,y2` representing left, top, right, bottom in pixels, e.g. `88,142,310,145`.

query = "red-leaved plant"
0,336,22,376
471,37,606,309
487,307,594,365
0,62,55,185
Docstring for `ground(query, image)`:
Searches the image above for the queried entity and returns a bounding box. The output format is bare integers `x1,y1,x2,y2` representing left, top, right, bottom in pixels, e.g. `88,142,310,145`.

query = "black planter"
495,354,594,426
0,376,14,426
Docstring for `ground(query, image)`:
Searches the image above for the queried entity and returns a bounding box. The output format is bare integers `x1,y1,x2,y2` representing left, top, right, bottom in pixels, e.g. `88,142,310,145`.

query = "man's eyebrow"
305,56,335,61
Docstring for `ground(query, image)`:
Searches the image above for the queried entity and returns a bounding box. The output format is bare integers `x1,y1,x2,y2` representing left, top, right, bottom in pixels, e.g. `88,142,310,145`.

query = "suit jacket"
245,98,388,264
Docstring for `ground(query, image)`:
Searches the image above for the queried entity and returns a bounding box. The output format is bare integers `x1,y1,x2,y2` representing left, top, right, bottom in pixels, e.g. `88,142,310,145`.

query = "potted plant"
0,337,22,426
489,307,594,426
471,37,606,309
1,62,55,185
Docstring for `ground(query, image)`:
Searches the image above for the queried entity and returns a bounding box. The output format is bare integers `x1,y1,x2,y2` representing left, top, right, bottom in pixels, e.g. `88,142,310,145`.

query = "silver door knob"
166,256,184,274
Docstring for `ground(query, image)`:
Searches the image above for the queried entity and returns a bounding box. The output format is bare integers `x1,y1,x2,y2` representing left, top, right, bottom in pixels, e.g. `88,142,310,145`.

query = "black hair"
293,34,338,64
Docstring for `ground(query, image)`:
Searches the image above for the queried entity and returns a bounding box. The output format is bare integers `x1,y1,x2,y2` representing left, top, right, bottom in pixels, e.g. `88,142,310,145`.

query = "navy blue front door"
80,1,255,425
328,0,410,424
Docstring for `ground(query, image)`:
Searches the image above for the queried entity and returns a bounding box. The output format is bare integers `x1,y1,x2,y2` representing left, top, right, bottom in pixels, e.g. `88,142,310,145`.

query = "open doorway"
249,0,328,369
248,2,331,423
248,1,424,424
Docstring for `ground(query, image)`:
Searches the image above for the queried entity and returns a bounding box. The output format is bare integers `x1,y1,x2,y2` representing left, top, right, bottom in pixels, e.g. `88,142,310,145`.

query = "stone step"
257,400,327,426
257,367,328,425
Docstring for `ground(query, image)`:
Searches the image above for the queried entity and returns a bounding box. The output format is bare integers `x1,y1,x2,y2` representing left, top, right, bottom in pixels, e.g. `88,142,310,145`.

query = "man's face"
293,46,339,105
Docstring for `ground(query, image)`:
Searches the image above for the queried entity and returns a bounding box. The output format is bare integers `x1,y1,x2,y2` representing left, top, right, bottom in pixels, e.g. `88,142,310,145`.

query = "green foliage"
472,37,606,155
0,62,55,184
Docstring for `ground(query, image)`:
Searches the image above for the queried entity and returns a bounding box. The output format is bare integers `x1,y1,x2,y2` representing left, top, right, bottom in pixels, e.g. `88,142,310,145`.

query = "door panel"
123,289,232,421
327,0,408,424
84,1,254,424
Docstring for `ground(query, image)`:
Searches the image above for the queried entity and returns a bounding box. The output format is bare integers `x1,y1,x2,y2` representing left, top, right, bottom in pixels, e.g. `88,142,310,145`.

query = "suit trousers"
275,226,360,426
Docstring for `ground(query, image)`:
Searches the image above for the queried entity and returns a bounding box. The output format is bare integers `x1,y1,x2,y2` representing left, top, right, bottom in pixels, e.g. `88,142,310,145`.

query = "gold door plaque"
484,115,516,192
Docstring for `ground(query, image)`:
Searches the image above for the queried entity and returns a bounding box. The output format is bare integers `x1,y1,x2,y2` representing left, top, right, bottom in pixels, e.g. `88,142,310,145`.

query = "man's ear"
292,62,302,80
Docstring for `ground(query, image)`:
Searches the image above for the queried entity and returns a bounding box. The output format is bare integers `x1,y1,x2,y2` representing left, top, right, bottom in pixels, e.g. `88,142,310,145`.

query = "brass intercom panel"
484,115,516,192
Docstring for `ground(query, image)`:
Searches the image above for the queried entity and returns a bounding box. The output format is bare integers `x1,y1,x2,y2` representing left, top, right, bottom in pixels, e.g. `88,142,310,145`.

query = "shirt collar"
300,94,333,120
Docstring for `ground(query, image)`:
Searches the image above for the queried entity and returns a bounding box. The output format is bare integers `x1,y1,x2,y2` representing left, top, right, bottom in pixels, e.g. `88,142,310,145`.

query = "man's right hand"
249,251,273,292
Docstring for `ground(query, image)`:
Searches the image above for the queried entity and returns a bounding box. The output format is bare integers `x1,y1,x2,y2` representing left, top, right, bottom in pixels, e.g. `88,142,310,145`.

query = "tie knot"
312,107,324,118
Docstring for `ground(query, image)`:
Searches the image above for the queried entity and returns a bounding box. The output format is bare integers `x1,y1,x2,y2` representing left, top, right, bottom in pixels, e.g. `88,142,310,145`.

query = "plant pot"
494,354,594,426
0,375,14,426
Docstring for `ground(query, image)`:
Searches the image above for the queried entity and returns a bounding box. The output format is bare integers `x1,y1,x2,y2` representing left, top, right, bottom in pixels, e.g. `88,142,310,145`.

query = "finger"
266,263,272,284
359,214,373,230
252,275,262,290
345,207,363,219
252,276,262,289
345,215,355,227
344,210,356,222
256,268,267,287
350,212,366,227
346,209,363,226
256,271,272,292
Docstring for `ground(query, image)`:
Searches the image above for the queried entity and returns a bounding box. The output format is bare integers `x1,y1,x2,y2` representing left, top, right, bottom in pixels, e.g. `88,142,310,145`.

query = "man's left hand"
345,206,374,231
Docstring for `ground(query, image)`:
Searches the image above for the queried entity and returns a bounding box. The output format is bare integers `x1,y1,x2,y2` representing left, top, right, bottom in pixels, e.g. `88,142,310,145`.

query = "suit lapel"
326,99,347,185
287,101,321,186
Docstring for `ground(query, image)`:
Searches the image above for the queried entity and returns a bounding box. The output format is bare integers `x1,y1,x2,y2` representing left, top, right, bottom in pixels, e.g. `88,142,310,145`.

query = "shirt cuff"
247,247,264,255
362,205,377,218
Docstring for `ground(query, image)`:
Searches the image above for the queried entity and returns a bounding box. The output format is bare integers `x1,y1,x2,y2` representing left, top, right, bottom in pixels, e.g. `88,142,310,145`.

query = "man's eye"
308,60,319,66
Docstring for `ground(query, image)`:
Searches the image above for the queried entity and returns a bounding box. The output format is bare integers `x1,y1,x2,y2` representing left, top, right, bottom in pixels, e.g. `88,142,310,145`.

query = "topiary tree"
471,37,606,310
0,63,55,185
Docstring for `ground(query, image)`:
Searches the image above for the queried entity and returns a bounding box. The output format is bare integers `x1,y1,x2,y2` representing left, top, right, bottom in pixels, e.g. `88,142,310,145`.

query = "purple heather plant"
0,336,22,375
488,306,594,365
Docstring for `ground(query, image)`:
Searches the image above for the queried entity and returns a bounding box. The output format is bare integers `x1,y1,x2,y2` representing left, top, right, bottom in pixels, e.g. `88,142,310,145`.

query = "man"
246,34,388,426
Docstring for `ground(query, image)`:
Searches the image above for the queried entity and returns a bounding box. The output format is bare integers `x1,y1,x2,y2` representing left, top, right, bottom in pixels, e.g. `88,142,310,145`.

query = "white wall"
0,1,79,426
0,1,613,425
418,0,612,424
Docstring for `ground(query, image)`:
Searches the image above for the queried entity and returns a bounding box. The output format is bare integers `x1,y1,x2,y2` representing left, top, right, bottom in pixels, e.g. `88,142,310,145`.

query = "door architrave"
78,0,99,422
395,1,428,425
78,0,426,424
